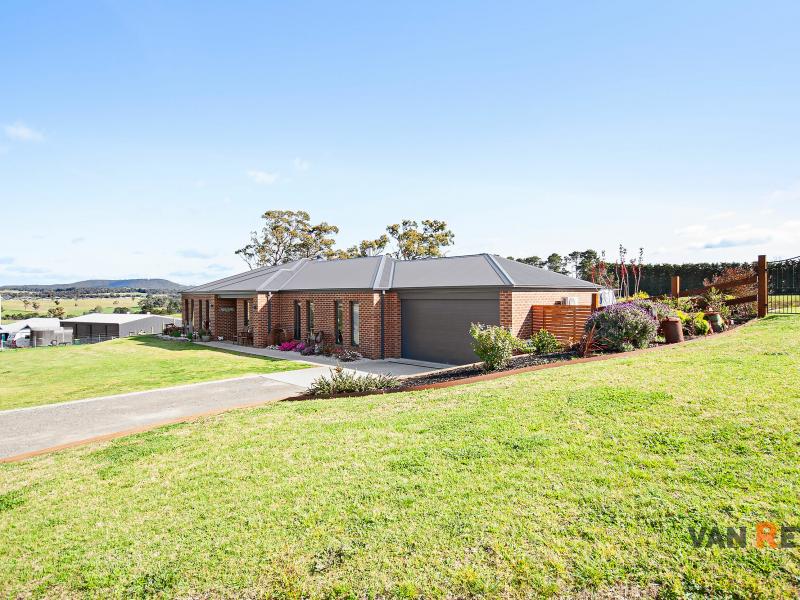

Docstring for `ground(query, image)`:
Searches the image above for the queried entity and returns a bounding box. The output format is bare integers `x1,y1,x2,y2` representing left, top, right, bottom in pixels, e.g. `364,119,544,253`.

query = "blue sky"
1,1,799,285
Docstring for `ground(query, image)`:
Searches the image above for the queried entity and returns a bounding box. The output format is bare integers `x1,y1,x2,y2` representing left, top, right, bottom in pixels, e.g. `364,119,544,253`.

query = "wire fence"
1,335,119,350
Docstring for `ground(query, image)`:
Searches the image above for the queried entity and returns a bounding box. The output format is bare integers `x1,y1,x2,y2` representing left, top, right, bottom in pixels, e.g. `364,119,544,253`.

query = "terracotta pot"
661,317,684,344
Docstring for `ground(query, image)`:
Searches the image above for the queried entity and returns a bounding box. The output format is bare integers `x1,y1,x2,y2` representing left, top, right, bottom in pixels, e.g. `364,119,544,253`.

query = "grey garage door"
401,298,499,364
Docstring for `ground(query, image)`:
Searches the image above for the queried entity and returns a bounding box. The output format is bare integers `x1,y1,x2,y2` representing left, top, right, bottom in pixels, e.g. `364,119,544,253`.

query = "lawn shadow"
126,335,290,363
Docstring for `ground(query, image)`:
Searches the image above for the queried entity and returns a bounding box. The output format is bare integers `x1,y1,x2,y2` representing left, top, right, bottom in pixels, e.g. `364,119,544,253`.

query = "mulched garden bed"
399,350,579,388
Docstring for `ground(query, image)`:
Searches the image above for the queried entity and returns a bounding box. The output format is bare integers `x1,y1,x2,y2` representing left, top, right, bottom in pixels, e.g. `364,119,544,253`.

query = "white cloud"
0,257,13,265
206,264,230,272
767,182,800,205
4,121,44,142
71,237,85,244
674,224,707,236
178,248,215,259
247,169,279,185
293,157,310,172
701,236,772,249
4,265,50,274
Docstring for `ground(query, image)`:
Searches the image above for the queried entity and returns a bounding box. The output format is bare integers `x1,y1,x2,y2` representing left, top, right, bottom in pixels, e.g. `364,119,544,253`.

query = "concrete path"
0,375,304,460
201,341,450,373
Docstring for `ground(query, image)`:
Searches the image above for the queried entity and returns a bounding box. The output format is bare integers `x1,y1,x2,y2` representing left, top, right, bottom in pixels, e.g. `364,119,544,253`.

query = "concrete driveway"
0,375,304,460
0,354,442,461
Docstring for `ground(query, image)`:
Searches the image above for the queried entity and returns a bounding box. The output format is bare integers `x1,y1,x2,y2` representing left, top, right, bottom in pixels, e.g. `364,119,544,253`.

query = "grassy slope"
1,317,799,598
1,296,146,318
0,337,307,410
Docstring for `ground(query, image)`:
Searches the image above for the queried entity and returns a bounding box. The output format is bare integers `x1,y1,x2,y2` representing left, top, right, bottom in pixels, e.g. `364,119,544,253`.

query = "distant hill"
1,279,187,291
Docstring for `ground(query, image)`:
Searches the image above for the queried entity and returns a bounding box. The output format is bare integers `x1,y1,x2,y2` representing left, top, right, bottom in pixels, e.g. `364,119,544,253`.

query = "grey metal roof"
184,254,599,294
60,313,178,324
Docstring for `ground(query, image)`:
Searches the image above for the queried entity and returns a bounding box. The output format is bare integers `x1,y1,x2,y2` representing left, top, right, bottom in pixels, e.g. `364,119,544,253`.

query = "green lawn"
0,336,307,410
1,317,799,598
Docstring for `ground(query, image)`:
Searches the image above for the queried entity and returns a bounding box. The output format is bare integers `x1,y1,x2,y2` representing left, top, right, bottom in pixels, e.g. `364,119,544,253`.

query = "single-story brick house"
182,254,599,364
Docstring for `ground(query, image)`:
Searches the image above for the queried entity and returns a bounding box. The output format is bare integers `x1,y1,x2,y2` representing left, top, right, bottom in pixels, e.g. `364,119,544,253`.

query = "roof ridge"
270,258,310,291
483,254,514,286
185,260,296,292
371,254,387,290
255,258,308,292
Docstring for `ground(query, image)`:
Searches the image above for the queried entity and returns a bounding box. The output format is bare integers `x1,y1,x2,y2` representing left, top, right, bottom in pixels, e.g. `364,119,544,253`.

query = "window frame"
350,301,360,346
243,299,250,328
293,300,302,339
306,300,315,334
334,300,343,344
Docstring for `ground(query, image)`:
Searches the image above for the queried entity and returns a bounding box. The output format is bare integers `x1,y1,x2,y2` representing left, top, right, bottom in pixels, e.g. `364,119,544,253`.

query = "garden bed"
399,350,578,387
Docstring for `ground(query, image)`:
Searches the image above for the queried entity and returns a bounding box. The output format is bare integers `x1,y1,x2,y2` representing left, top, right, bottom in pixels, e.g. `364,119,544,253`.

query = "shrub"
585,303,658,352
677,311,711,336
278,340,300,351
307,367,399,396
528,329,562,355
469,323,517,370
662,296,697,313
700,287,731,319
693,314,711,336
730,301,757,322
630,298,677,321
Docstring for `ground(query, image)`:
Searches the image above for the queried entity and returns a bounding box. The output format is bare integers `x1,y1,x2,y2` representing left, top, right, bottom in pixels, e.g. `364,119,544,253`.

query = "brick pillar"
499,289,513,330
253,293,270,347
382,292,401,358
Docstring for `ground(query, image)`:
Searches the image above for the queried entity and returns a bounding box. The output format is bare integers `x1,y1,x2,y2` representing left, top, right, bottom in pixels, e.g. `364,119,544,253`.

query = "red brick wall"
253,294,269,347
501,290,595,338
265,291,398,359
181,294,216,332
383,292,401,358
215,298,236,340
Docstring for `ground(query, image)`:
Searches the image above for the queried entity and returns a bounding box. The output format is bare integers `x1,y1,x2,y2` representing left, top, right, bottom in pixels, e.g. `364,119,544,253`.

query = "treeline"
634,262,755,295
508,249,754,295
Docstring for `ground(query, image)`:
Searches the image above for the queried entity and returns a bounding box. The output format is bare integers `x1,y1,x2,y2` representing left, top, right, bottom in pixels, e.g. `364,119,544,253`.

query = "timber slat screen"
531,305,593,344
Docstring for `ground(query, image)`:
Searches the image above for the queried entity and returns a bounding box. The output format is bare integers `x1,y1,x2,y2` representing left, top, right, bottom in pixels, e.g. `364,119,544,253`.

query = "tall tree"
567,251,582,277
296,222,341,260
385,219,455,260
545,253,568,274
512,256,546,268
577,249,599,280
235,210,340,268
345,234,390,258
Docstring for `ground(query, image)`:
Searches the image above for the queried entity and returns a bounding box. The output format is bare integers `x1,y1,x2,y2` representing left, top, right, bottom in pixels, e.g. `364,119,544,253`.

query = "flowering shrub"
308,367,398,395
279,340,301,351
528,329,562,355
585,303,658,352
332,348,363,362
469,323,516,370
629,298,677,321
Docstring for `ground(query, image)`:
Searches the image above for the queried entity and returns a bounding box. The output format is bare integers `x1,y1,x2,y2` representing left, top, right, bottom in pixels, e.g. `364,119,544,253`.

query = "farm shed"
60,313,181,340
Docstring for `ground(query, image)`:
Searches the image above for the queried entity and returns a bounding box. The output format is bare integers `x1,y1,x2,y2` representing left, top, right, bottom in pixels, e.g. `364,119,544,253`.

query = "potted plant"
701,288,728,333
199,329,211,342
